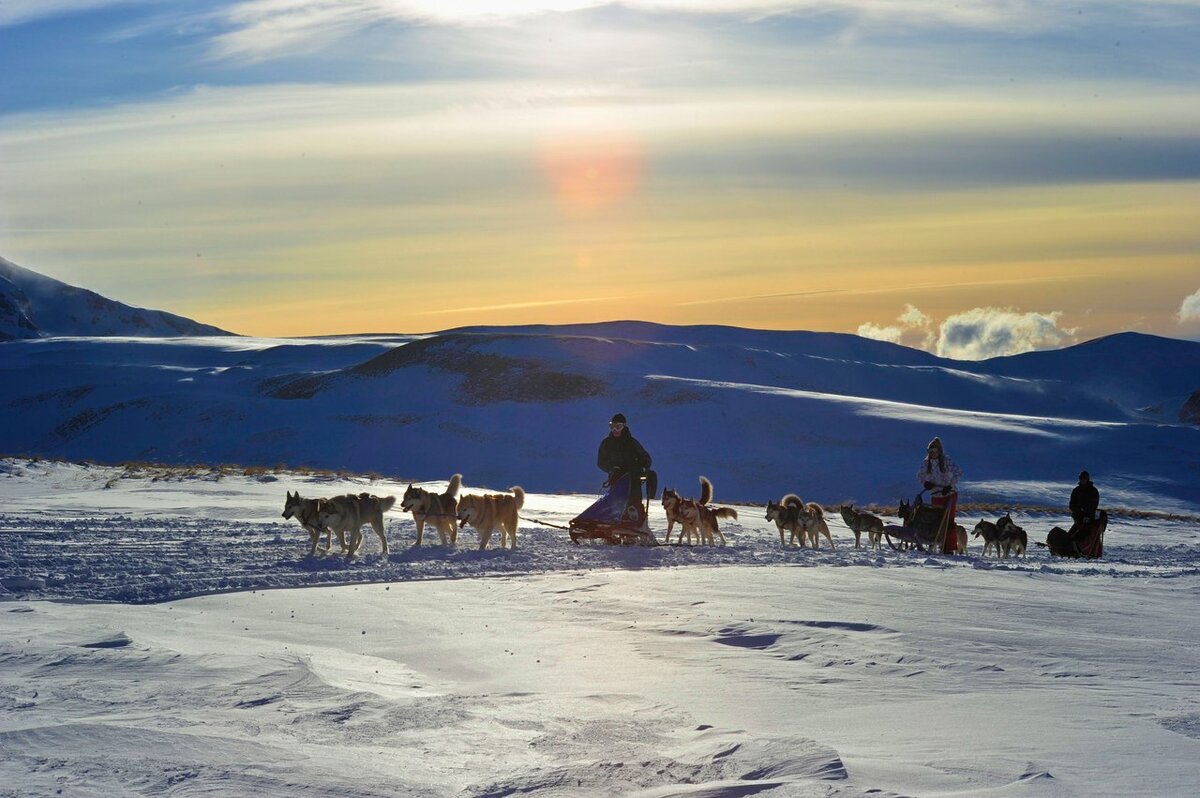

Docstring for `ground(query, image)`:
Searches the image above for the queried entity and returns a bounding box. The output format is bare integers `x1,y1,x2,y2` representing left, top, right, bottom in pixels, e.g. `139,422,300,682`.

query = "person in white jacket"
917,436,962,494
917,436,962,554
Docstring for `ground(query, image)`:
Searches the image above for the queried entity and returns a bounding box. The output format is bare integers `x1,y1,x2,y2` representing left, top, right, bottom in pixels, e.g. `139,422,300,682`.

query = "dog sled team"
282,414,1106,559
282,474,525,557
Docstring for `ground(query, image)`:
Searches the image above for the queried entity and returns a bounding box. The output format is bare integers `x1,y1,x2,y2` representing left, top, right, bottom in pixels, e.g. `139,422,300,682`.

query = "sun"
538,132,643,214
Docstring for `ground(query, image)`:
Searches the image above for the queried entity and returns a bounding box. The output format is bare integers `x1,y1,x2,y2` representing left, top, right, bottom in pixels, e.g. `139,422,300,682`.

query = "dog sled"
882,490,954,553
1044,511,1107,559
569,473,657,546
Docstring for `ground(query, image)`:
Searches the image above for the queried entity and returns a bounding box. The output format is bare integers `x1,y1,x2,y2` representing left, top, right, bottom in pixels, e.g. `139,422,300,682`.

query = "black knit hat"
610,413,627,424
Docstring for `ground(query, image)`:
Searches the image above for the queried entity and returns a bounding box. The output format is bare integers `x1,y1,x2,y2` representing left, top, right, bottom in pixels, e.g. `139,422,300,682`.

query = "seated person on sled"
597,413,657,525
917,436,963,554
1047,470,1106,558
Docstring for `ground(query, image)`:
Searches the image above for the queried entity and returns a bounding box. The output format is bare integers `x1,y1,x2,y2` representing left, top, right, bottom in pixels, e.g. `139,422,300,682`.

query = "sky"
2,1,1199,354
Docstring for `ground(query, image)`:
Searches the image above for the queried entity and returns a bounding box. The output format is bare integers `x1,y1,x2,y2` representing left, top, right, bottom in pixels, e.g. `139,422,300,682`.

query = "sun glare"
538,133,643,214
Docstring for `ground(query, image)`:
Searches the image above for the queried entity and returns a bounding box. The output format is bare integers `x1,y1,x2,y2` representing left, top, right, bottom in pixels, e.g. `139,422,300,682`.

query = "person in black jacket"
597,413,657,504
1069,470,1100,525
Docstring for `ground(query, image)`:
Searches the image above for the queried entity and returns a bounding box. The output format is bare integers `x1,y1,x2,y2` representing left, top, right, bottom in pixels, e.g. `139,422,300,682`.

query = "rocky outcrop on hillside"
0,275,39,341
1181,390,1200,425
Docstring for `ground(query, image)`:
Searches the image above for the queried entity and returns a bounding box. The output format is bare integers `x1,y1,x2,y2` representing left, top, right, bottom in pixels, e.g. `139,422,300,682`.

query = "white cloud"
1178,287,1200,323
0,1,153,27
856,322,903,344
857,303,933,349
195,1,1200,62
936,307,1075,360
897,303,930,329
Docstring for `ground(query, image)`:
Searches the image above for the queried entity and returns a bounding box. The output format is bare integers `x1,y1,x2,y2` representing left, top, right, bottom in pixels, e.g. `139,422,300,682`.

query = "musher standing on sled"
597,413,657,528
917,436,962,554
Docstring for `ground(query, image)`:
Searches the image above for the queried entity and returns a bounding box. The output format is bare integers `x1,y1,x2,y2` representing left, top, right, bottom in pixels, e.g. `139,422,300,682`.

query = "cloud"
1178,288,1200,323
935,307,1075,360
856,322,904,344
857,304,934,349
194,1,1200,63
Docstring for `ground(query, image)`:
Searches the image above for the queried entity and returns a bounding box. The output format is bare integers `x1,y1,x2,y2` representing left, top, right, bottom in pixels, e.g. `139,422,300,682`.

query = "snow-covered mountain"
0,256,232,340
3,321,1199,510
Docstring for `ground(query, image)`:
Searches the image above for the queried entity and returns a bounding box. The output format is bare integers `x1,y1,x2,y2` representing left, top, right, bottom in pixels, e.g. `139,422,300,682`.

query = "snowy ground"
2,459,1200,796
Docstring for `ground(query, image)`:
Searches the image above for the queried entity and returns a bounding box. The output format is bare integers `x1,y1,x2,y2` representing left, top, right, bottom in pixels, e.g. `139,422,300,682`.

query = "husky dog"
401,473,462,547
660,488,694,545
839,505,884,550
766,494,805,547
282,490,342,556
996,514,1028,558
952,523,969,555
663,477,734,546
457,486,525,550
972,519,1002,557
798,502,835,549
675,477,736,546
316,493,395,556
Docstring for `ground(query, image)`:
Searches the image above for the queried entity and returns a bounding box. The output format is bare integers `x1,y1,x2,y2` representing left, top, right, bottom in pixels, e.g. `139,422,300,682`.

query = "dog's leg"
372,517,389,556
413,517,424,547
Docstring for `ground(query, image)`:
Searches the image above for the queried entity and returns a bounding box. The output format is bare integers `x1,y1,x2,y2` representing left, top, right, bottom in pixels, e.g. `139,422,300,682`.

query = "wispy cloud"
858,304,933,349
0,1,152,27
1179,288,1200,323
417,296,623,315
194,1,1200,63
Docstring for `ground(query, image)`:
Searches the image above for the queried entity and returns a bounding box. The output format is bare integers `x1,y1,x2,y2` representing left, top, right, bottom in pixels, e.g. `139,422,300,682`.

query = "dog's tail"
698,475,713,506
510,486,525,510
445,473,462,498
714,507,738,520
805,502,824,517
781,493,802,508
378,495,397,513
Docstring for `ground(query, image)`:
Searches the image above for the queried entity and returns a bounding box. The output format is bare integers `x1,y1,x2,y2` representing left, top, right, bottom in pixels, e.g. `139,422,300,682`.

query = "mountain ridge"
0,256,234,340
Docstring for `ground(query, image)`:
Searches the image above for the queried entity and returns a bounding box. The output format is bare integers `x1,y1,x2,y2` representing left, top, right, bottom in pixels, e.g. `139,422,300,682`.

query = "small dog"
996,514,1027,558
839,505,884,550
798,502,835,549
282,490,341,556
316,492,395,556
766,494,805,547
457,486,525,550
972,519,1002,557
400,473,462,547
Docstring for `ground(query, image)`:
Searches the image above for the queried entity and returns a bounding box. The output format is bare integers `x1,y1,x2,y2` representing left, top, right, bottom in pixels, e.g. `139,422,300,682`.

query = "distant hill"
0,256,234,340
2,322,1199,510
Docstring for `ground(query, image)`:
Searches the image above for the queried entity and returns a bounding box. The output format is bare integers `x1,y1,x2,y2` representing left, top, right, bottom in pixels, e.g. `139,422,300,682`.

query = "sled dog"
316,492,395,556
996,514,1027,558
457,486,525,550
661,488,697,545
839,505,884,550
972,519,1002,557
282,490,341,556
798,502,834,549
675,476,736,546
952,523,968,555
401,473,462,547
766,494,805,547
